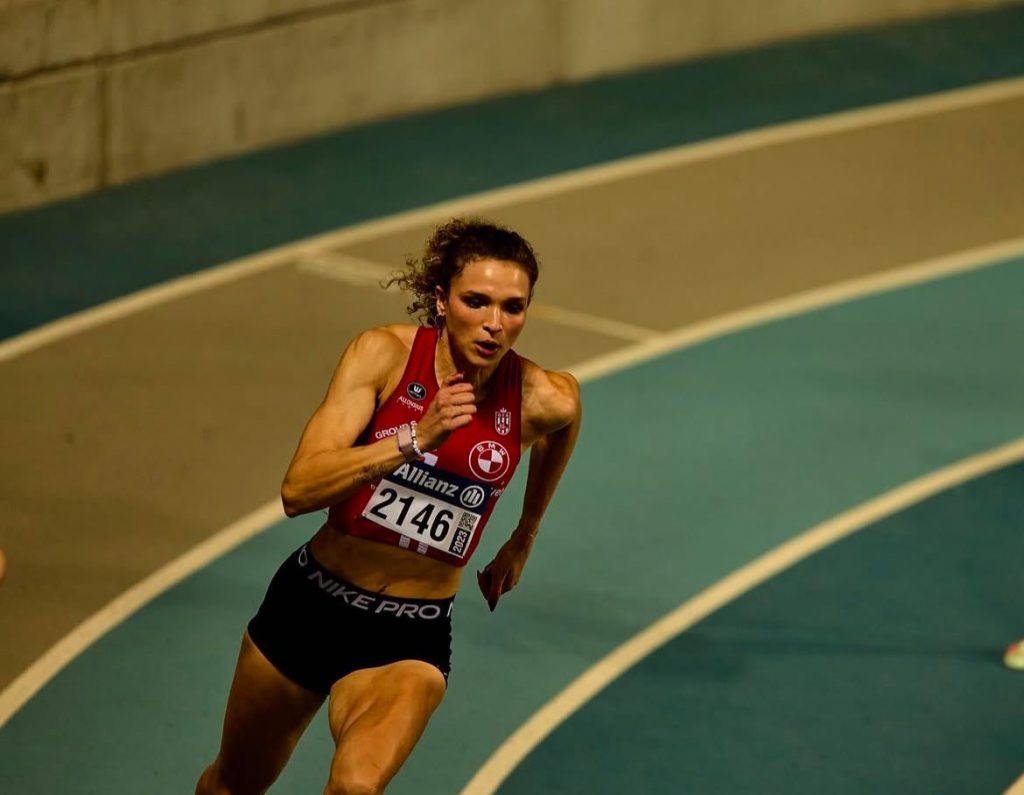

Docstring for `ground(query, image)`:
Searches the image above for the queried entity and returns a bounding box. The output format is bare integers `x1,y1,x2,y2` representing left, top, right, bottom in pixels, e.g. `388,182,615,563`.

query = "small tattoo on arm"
358,462,391,483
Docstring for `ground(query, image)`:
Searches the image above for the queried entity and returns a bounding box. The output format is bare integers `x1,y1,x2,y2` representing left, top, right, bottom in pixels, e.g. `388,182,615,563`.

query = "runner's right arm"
281,328,477,517
281,328,408,517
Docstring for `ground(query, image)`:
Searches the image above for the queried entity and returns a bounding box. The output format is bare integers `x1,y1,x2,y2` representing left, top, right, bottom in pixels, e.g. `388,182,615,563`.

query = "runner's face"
438,258,531,369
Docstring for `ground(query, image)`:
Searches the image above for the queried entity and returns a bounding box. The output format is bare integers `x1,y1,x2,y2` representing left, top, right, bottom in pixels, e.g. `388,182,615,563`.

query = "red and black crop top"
328,326,522,567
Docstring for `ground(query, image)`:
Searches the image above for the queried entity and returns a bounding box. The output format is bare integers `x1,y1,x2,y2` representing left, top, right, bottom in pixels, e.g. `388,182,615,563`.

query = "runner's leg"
323,660,446,795
196,631,326,794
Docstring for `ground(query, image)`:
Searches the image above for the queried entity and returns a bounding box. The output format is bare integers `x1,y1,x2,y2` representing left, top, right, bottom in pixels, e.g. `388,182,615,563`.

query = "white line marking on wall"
3,74,1023,363
459,437,1024,794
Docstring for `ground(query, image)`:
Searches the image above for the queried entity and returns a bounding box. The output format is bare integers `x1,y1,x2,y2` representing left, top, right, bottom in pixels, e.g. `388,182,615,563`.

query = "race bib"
362,461,490,558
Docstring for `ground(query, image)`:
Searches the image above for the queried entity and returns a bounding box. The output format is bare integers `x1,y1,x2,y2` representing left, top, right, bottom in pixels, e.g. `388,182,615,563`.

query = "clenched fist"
416,373,477,451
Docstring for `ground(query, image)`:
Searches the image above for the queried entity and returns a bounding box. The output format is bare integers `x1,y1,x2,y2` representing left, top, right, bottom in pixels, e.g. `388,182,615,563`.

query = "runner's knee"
324,767,386,795
197,757,277,795
196,763,233,795
388,659,447,703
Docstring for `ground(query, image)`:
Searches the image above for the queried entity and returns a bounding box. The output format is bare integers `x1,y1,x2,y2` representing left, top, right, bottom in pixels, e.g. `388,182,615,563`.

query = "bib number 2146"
368,487,453,540
362,479,480,557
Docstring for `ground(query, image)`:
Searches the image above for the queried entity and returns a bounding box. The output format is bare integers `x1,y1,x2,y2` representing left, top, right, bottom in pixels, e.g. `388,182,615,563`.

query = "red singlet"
328,327,523,567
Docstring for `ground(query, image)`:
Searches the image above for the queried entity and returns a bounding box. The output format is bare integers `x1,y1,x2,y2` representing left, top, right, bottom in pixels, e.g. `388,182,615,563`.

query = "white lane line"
3,74,1024,364
570,237,1024,382
459,437,1024,795
2,236,1021,728
0,501,285,726
296,252,659,341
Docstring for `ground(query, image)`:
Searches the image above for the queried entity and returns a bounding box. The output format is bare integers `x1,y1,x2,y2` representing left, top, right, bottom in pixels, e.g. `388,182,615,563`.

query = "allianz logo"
392,463,486,509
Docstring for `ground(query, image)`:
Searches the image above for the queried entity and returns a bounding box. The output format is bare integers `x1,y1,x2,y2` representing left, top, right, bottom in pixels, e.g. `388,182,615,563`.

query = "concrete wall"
0,0,1015,213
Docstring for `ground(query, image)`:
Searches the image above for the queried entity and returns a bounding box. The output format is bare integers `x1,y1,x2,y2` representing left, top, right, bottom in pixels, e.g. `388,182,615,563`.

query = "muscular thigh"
326,661,446,790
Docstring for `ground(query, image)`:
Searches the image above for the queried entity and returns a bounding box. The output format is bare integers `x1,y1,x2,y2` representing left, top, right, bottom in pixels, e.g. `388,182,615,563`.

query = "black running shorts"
247,542,454,694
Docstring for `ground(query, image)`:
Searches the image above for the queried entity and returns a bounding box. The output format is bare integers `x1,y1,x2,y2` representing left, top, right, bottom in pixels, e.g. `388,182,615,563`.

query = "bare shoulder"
329,324,417,395
520,357,581,438
350,324,415,360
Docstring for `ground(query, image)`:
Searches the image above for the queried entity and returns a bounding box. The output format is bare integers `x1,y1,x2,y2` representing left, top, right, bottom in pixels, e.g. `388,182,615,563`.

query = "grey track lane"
337,96,1024,329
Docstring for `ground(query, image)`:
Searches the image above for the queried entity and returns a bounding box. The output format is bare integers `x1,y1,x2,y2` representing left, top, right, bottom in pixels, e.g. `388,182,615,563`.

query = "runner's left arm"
478,370,582,609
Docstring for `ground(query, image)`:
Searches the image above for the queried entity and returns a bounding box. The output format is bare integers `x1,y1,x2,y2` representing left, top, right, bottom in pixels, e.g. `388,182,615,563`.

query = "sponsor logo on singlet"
391,462,460,498
459,485,486,509
362,461,491,558
495,407,512,436
468,441,510,482
407,382,427,400
398,395,425,412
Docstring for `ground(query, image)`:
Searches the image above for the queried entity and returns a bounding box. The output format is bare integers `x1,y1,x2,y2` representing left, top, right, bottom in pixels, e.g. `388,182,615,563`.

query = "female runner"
197,218,582,794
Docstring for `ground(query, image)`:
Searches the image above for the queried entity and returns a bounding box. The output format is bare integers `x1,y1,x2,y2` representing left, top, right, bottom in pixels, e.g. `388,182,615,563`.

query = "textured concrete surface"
0,0,103,77
3,0,1021,212
0,66,101,210
106,0,560,182
105,0,339,53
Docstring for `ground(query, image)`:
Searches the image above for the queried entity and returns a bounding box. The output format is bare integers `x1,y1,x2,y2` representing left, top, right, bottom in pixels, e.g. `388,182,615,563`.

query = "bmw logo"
468,441,510,482
407,382,427,401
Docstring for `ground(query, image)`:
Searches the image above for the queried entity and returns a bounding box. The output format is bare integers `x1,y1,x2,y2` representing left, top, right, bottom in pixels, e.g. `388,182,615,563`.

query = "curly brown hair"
386,217,540,326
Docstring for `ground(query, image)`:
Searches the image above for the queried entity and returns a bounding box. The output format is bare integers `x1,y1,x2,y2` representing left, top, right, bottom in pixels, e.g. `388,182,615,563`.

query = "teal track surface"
3,258,1023,792
4,6,1024,338
506,462,1024,794
3,6,1024,794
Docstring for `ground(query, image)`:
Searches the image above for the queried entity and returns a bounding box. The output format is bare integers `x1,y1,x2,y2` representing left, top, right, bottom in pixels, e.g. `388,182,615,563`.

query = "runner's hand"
477,533,531,611
417,373,476,451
